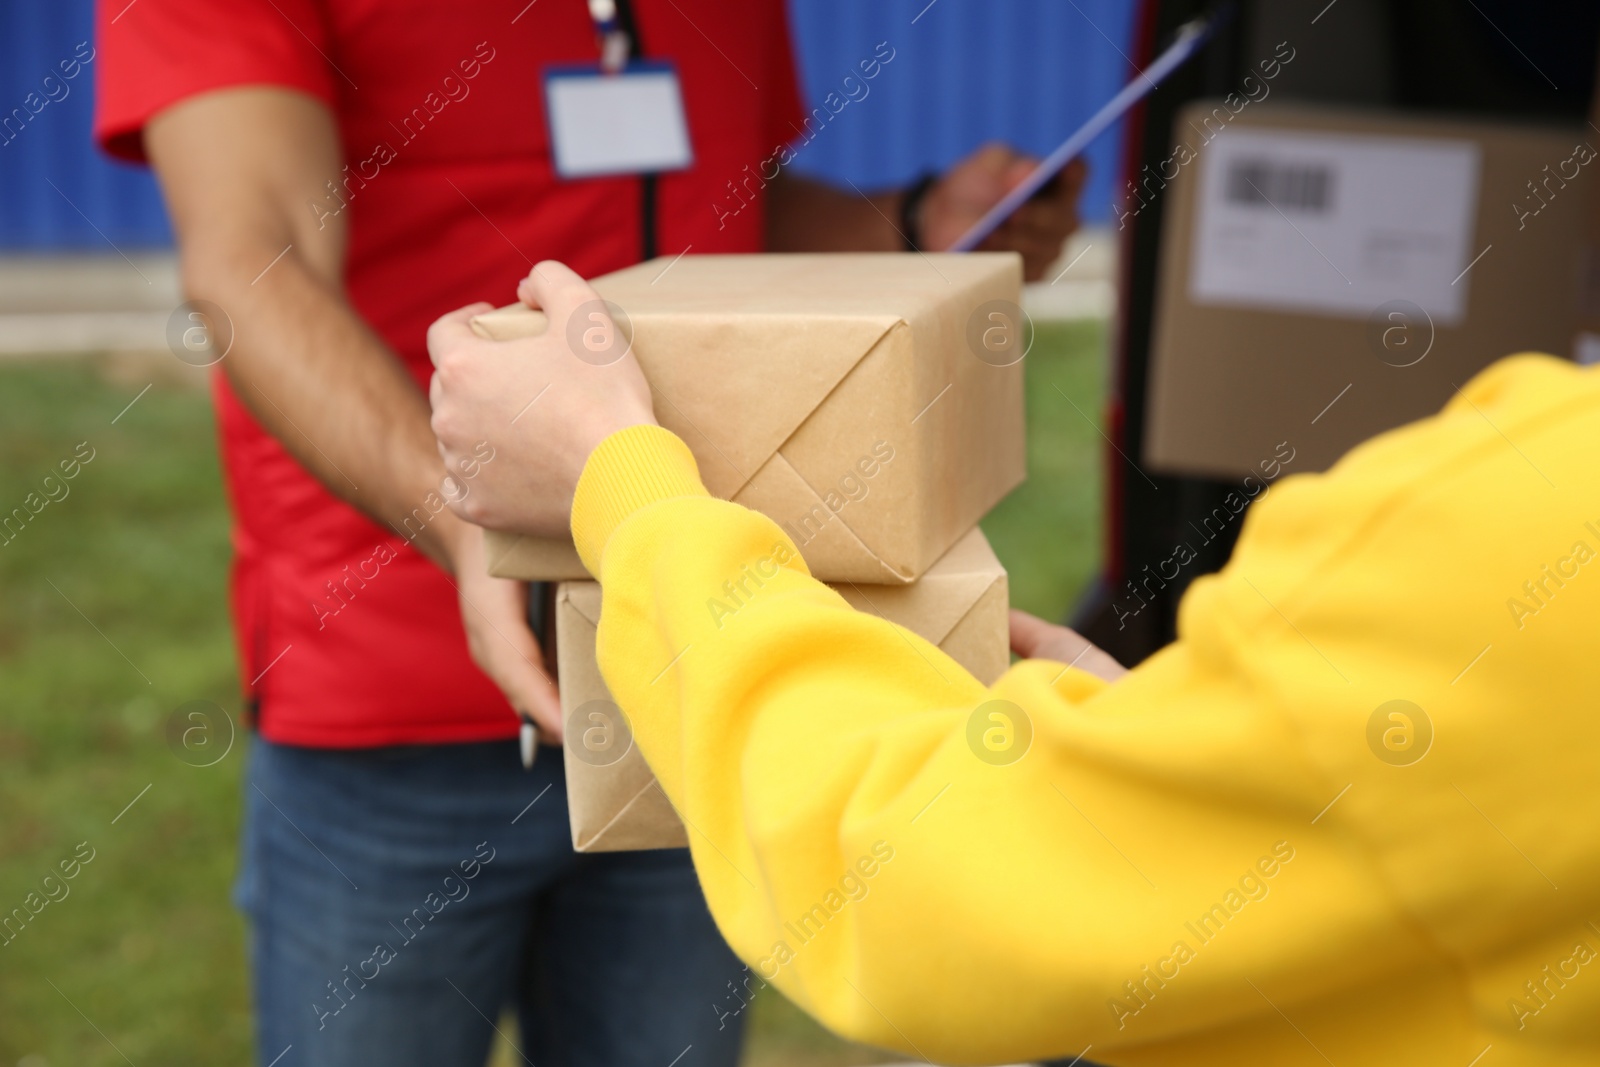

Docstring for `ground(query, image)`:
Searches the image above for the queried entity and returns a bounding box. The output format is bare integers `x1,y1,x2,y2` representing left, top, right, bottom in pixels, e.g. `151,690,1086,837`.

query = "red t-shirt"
96,0,804,748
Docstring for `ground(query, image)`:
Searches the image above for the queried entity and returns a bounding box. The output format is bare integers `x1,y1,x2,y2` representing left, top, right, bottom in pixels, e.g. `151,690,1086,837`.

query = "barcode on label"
1225,160,1334,212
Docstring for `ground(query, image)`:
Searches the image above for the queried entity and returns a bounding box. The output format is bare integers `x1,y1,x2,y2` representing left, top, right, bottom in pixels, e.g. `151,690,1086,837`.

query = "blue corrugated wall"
0,1,172,248
0,0,1135,250
782,0,1136,219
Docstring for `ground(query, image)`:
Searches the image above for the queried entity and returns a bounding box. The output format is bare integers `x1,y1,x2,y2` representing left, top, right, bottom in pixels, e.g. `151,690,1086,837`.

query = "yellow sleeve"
569,426,1432,1065
572,353,1600,1066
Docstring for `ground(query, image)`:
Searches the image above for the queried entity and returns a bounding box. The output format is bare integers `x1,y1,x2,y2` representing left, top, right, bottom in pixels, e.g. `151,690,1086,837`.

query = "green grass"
0,320,1103,1067
0,358,247,1065
983,319,1106,621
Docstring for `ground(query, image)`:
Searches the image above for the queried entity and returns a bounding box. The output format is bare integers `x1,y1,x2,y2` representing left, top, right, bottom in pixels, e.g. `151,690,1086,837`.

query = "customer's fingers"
426,302,495,367
1009,609,1129,683
518,259,601,328
1009,608,1066,659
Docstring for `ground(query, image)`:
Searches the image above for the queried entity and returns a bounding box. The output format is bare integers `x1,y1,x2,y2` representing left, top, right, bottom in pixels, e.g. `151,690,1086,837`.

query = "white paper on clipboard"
1188,129,1482,325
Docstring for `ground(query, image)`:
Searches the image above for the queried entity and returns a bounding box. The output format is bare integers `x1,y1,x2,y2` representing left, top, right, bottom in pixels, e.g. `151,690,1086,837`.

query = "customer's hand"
1009,609,1128,683
428,260,656,537
448,522,563,742
919,143,1087,281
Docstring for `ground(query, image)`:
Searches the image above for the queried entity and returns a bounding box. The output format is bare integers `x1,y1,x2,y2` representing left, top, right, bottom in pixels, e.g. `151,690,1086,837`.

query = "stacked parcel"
470,252,1028,850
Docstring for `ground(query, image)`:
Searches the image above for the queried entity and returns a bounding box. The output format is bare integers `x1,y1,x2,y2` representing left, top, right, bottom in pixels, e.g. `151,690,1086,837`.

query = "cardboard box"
470,253,1025,584
1144,102,1592,478
554,526,1009,852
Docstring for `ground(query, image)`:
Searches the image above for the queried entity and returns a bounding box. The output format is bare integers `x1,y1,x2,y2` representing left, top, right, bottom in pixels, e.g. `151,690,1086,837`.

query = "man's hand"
918,144,1088,281
1009,609,1128,683
448,525,563,742
428,261,656,537
766,145,1086,282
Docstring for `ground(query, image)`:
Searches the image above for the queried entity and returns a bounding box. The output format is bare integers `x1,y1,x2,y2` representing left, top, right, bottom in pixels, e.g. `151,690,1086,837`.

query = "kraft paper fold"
555,526,1010,852
470,253,1026,584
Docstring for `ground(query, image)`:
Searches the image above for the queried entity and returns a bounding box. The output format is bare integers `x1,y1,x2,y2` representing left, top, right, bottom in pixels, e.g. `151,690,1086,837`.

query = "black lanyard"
584,0,658,261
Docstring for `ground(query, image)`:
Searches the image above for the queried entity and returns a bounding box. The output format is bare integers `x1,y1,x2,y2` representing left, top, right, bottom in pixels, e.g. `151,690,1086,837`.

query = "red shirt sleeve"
95,0,336,162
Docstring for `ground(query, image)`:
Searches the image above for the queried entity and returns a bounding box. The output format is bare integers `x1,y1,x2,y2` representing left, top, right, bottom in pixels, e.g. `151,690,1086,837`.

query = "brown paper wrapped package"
469,253,1025,584
554,527,1009,852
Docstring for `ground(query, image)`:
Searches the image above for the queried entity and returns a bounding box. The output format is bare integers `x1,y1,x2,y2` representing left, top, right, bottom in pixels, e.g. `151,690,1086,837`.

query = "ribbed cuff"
572,425,709,575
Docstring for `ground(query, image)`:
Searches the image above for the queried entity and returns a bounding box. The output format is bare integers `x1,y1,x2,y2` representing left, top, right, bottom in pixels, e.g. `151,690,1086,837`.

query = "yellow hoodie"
570,353,1600,1066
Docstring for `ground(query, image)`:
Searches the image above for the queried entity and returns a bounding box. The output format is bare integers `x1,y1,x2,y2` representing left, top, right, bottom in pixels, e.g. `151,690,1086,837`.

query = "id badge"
543,61,693,179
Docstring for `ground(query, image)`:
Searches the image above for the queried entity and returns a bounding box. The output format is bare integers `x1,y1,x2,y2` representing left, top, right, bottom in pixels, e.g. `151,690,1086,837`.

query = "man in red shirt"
96,1,1083,1063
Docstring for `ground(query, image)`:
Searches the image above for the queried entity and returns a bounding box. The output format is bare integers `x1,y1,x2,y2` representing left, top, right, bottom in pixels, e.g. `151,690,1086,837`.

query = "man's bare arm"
145,86,564,736
766,174,904,254
146,87,466,569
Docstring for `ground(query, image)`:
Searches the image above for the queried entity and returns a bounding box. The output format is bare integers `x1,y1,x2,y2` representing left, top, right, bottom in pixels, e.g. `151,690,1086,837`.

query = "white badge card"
543,62,693,179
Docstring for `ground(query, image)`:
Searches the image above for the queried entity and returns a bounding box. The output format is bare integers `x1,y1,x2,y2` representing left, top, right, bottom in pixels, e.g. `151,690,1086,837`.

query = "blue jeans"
236,737,747,1067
